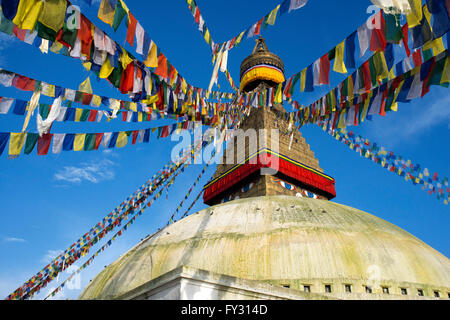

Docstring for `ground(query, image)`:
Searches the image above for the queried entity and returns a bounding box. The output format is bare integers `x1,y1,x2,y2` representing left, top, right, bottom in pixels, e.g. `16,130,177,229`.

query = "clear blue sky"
0,0,448,300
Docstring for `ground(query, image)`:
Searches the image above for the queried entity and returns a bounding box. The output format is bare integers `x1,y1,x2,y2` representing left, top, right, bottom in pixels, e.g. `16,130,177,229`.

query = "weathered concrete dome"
79,196,450,299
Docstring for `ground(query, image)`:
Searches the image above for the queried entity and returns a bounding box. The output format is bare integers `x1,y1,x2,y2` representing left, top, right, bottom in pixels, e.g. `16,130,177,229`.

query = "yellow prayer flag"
274,83,283,103
333,40,348,74
181,78,187,94
79,76,93,94
266,5,280,25
235,31,246,47
120,49,133,70
300,68,306,92
98,0,116,26
91,95,102,107
130,103,138,112
82,61,92,71
144,42,158,68
75,109,83,122
99,58,114,79
375,51,389,80
9,132,26,157
203,29,211,44
138,112,143,122
337,110,346,129
427,38,446,55
406,0,423,28
74,134,86,151
116,132,128,148
42,83,55,97
38,0,67,32
13,0,43,31
361,91,373,122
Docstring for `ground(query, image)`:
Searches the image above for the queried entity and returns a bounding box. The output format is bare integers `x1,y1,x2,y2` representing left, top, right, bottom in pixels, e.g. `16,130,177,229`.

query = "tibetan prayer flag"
84,133,96,151
384,11,403,42
411,13,433,49
94,133,104,150
144,41,158,68
345,31,357,69
1,0,20,21
402,23,411,56
266,5,280,25
319,54,330,85
426,0,450,38
406,0,424,28
334,40,347,74
0,97,14,114
74,134,86,151
116,131,128,148
13,0,43,31
9,132,25,157
305,65,313,92
38,0,67,32
78,15,93,59
154,53,168,79
12,75,35,91
99,56,114,79
357,23,371,57
13,100,27,115
108,132,119,148
52,133,65,154
98,0,116,27
126,13,137,47
0,132,10,156
63,133,75,151
37,133,52,155
24,132,38,154
79,76,93,94
112,0,126,31
280,0,308,15
370,11,386,52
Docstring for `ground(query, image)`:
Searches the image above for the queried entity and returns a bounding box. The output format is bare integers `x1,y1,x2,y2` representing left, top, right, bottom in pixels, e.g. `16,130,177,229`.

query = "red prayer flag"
194,7,201,24
119,63,135,94
362,61,372,91
13,75,35,91
319,54,330,85
132,131,139,145
254,18,264,36
78,15,93,59
402,24,411,57
154,53,168,79
37,134,53,156
161,126,170,138
88,110,98,122
370,11,386,52
422,58,435,97
13,25,26,41
126,13,138,47
412,50,422,67
82,93,93,105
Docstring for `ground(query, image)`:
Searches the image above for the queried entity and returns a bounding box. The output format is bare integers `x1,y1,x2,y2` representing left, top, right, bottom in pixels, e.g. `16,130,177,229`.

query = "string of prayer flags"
8,101,247,300
284,4,449,95
7,134,216,300
291,50,449,131
326,127,449,205
0,2,233,107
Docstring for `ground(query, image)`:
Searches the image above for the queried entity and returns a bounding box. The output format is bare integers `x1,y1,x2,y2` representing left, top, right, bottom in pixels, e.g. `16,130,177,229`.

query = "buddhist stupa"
79,39,450,300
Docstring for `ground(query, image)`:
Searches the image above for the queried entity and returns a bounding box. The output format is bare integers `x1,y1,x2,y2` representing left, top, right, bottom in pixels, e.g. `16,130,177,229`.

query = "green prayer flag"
84,134,96,151
80,109,90,122
112,1,127,32
35,22,58,42
24,133,39,155
384,13,403,43
0,9,14,35
39,104,50,120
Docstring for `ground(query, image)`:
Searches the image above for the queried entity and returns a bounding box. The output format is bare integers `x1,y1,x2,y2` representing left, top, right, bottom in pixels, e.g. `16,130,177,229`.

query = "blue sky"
0,0,448,300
